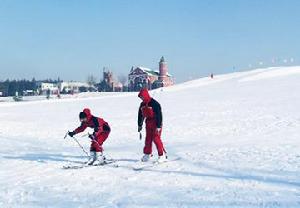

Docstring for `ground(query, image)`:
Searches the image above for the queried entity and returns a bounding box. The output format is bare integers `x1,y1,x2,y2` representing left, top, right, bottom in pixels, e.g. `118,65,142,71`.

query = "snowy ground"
0,92,126,103
0,66,300,208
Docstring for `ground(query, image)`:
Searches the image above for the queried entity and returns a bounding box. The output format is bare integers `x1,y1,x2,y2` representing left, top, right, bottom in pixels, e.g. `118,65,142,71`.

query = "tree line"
0,78,60,97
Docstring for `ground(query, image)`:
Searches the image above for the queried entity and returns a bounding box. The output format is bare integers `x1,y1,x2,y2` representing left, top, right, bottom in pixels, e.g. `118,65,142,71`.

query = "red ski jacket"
74,108,110,137
138,88,163,128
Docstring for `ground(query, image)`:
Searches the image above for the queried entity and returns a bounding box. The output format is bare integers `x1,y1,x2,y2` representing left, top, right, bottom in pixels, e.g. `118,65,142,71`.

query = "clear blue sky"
0,0,299,83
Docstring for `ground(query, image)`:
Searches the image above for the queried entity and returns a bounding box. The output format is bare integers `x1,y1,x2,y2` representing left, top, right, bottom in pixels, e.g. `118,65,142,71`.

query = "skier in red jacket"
68,108,111,165
138,88,167,163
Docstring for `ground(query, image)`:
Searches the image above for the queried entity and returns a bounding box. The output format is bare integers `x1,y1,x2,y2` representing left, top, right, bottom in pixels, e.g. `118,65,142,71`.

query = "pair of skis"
63,132,179,170
63,157,180,170
63,159,117,169
132,157,180,171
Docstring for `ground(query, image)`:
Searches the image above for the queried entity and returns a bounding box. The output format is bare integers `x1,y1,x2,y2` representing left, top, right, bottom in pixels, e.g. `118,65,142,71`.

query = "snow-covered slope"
0,66,300,207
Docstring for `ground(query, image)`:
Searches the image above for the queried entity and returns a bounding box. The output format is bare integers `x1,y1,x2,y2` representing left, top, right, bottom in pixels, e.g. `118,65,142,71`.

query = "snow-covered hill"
0,66,300,207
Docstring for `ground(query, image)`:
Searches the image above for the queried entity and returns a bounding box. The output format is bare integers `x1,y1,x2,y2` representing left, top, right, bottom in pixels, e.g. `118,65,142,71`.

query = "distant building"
41,83,58,91
113,82,123,92
59,82,90,94
99,68,123,92
99,69,114,92
23,90,35,96
37,81,90,95
128,56,173,91
37,82,59,95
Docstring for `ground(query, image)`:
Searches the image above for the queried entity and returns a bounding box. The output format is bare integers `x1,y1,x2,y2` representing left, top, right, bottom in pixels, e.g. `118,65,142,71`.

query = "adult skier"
68,108,111,165
138,88,167,163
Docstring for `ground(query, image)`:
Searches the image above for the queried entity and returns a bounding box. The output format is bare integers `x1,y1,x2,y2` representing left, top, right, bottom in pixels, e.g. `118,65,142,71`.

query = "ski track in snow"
0,66,300,207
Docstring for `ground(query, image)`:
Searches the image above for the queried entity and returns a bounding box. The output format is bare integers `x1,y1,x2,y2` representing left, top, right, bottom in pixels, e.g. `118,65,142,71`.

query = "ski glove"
89,134,96,140
68,131,75,137
138,126,142,132
103,124,111,132
155,128,161,135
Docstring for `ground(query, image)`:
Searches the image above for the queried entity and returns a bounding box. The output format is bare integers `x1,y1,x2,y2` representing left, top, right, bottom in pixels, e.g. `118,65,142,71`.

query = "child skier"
68,108,111,165
138,88,167,163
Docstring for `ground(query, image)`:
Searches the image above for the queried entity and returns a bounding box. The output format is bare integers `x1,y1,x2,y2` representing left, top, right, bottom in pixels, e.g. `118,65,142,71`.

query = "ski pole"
64,132,68,139
80,133,90,138
139,132,142,140
72,136,89,157
65,132,89,157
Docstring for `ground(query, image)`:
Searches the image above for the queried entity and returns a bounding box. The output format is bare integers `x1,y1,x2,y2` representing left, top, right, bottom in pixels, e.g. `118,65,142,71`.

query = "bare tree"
118,74,127,86
87,74,97,87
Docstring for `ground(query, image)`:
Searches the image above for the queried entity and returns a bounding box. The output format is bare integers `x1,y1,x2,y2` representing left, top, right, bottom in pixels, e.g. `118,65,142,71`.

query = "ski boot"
141,154,152,162
157,153,168,163
87,151,96,165
92,152,105,166
87,151,104,165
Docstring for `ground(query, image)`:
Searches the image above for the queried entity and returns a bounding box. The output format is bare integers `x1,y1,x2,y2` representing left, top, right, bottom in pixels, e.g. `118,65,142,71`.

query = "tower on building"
159,56,168,82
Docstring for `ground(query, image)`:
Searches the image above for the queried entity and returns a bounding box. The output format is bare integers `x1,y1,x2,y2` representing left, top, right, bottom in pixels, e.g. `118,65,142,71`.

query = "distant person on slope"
68,108,111,165
138,88,167,163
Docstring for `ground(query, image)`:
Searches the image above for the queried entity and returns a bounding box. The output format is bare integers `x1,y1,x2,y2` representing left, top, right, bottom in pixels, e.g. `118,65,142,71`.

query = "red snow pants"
143,118,164,156
90,131,110,152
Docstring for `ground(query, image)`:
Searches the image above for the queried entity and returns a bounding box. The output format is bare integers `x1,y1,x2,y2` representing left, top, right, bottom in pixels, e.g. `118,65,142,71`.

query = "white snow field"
0,66,300,208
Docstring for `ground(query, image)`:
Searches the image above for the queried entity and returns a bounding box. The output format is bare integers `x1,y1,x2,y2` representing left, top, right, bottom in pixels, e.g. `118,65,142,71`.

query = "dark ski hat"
79,111,87,119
